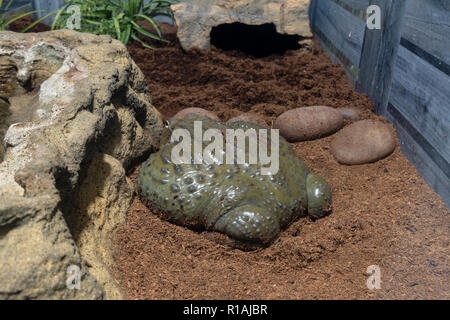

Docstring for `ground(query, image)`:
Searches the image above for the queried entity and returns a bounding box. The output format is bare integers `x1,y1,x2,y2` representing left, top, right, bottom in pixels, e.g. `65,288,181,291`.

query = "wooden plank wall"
310,0,369,84
310,0,450,208
386,0,450,207
32,0,65,25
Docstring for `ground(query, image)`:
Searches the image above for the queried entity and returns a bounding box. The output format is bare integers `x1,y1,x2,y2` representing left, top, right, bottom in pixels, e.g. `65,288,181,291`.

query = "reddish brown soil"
9,15,51,33
112,32,449,300
126,32,374,124
11,19,449,300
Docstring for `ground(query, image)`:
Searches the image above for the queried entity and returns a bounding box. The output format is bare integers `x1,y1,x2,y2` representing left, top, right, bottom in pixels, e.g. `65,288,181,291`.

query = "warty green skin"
137,114,331,244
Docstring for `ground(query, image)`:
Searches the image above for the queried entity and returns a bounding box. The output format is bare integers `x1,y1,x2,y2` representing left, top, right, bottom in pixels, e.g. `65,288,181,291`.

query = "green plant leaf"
21,10,56,33
130,19,167,42
144,0,177,10
47,0,174,49
134,13,161,38
121,23,132,44
108,0,121,8
5,10,39,27
51,3,70,30
4,0,14,12
0,1,54,31
112,14,121,40
0,0,6,29
131,32,156,50
85,19,103,26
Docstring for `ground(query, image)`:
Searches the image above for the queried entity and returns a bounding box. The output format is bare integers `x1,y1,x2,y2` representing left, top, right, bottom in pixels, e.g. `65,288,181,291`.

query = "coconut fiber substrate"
110,30,449,300
12,20,449,299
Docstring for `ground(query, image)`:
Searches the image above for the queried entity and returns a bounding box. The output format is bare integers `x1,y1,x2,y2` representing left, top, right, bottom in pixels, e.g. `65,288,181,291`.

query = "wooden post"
357,0,406,116
309,0,319,31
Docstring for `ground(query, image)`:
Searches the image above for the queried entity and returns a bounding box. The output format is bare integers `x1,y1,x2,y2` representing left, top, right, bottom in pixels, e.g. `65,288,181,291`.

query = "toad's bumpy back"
137,114,331,244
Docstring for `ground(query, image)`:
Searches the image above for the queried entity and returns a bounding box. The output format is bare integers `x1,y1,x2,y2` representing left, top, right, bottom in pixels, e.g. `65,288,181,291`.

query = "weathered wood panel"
386,105,450,208
401,0,450,65
314,0,365,66
309,0,319,30
311,0,449,207
311,0,366,82
385,0,450,207
335,0,370,12
390,46,450,167
330,0,369,19
357,0,406,115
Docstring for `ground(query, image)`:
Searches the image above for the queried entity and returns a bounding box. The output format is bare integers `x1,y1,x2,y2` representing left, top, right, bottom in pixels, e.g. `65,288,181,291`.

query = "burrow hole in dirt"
210,22,302,58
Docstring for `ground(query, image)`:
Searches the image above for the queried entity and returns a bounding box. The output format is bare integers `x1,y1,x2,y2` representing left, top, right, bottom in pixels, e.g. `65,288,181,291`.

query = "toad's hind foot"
214,205,280,244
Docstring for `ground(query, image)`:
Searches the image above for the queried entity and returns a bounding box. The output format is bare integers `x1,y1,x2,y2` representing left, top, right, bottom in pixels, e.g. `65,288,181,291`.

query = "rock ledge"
0,30,163,299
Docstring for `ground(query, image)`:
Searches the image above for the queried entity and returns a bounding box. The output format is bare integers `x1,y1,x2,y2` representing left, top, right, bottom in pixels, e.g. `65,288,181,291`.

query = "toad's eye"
164,120,172,128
